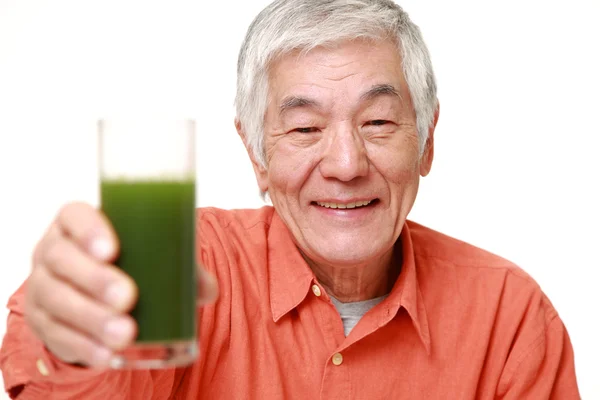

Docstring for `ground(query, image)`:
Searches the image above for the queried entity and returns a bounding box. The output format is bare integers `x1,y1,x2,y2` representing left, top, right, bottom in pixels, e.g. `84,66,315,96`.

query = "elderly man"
0,0,580,399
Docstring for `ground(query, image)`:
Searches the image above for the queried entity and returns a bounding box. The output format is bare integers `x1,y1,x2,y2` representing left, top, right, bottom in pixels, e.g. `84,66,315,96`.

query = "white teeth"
316,200,373,209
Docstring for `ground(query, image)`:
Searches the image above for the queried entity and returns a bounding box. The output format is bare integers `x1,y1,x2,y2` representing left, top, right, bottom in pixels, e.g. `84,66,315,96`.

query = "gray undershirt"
330,294,389,337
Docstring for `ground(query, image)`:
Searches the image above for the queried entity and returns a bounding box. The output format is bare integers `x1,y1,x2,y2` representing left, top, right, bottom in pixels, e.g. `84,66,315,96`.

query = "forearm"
0,285,175,399
2,311,122,399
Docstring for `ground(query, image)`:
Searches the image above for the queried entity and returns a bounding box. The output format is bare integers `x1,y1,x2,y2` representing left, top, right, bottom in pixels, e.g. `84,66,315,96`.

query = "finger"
33,267,136,350
42,237,137,312
55,202,119,262
34,308,115,368
197,265,219,306
32,222,62,267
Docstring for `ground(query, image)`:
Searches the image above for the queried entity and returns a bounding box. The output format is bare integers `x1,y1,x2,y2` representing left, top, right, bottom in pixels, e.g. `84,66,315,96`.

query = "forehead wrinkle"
325,72,359,82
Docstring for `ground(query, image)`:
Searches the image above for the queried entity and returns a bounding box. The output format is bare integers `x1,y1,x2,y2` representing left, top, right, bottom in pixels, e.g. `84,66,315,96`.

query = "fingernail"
93,346,112,364
104,283,130,309
104,318,132,345
109,355,125,369
90,237,113,260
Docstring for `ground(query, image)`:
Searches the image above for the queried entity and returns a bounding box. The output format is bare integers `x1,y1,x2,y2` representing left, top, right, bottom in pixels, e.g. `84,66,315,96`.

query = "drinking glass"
98,119,197,369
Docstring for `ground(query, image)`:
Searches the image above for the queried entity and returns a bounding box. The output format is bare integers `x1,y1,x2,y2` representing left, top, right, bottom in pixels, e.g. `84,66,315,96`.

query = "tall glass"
98,119,197,369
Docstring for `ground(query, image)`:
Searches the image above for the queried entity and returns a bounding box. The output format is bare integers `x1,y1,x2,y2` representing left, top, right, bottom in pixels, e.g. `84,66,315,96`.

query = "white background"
0,0,598,398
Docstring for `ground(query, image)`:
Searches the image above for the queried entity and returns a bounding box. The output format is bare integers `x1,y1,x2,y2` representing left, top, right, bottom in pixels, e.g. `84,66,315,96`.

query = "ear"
235,119,269,192
419,102,440,177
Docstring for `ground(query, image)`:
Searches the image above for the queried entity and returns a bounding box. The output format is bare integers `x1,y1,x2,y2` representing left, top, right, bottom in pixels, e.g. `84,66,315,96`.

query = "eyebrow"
278,84,401,115
360,84,402,102
279,96,321,115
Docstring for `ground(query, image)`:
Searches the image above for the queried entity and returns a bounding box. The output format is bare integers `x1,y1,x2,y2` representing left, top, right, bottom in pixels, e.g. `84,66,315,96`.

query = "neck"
304,246,401,303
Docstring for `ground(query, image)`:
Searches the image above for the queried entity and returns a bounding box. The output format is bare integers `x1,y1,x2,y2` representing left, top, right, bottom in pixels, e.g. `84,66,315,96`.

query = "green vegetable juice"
101,179,196,343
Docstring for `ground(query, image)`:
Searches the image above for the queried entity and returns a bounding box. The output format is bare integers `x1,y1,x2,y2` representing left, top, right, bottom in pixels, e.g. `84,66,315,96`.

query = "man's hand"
25,202,218,368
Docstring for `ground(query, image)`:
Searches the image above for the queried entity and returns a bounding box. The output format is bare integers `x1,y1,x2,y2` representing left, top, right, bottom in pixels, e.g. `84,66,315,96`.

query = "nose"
319,125,369,182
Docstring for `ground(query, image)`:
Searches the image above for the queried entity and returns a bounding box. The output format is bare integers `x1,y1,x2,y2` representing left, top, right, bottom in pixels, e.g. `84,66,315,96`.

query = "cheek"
368,142,421,186
267,142,320,195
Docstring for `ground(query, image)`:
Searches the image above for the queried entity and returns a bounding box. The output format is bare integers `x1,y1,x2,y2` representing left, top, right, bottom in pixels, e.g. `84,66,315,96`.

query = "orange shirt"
1,207,580,399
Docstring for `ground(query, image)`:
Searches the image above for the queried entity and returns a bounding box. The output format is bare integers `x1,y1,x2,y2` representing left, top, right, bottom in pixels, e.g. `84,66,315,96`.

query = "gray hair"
235,0,438,168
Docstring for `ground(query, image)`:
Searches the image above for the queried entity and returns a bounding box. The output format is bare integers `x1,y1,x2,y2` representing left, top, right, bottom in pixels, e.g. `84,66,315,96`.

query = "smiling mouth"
313,199,379,209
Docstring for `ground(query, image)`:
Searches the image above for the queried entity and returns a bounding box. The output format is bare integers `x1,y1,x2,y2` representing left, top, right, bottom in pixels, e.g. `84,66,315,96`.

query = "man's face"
244,39,436,267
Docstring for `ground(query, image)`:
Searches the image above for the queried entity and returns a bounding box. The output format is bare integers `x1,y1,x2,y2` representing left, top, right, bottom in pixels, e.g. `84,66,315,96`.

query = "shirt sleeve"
496,312,580,400
0,281,176,399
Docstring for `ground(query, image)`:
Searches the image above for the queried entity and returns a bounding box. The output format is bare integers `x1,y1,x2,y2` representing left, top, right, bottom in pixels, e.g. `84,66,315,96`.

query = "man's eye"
294,127,318,133
368,120,390,126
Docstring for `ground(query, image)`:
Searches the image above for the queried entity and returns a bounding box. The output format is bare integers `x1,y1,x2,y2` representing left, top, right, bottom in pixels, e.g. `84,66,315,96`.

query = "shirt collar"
386,221,431,354
268,211,315,322
267,211,431,354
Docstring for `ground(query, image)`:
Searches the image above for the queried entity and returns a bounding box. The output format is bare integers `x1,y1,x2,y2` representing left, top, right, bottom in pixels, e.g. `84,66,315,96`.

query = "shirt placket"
309,281,357,400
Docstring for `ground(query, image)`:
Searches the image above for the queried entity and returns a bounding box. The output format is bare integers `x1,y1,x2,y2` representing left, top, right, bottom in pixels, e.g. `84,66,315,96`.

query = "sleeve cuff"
1,342,106,396
37,345,106,383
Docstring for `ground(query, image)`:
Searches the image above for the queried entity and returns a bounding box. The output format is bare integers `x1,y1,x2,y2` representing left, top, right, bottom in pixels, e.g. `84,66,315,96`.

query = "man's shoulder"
408,220,559,325
193,207,274,279
195,206,278,258
196,206,276,232
407,220,534,283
